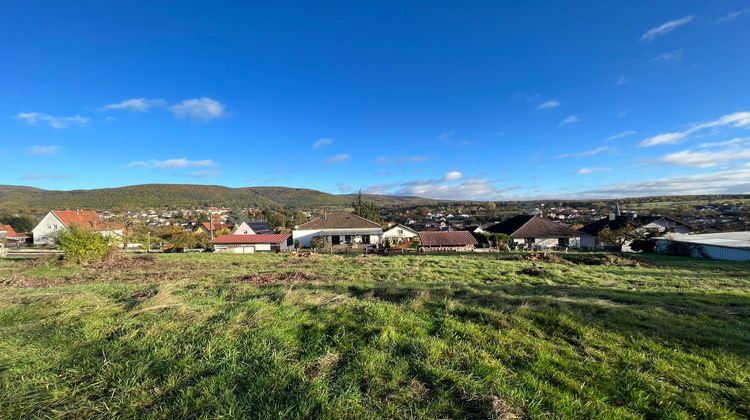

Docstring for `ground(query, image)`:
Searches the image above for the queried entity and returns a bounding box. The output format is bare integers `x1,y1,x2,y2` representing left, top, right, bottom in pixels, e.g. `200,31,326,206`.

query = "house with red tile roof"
0,224,24,241
418,231,478,252
193,221,235,237
32,210,125,245
212,234,292,253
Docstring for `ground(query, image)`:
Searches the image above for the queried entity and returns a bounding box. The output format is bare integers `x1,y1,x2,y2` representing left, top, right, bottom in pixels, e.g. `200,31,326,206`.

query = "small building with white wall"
293,212,383,247
655,231,750,262
383,224,419,243
212,234,293,253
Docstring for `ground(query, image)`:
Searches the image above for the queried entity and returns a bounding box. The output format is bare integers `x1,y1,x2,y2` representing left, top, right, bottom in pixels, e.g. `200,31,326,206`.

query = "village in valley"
2,194,748,261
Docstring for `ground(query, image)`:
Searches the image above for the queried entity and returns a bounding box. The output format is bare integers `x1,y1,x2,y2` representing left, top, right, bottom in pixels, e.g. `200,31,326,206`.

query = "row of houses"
19,208,749,261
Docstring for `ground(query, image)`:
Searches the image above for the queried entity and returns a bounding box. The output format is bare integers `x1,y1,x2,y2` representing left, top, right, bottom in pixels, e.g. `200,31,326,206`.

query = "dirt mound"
517,266,549,277
523,252,566,264
235,271,325,285
561,253,644,267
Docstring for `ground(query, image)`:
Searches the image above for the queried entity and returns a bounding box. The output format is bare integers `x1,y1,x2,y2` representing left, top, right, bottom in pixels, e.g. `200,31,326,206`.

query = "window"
397,229,404,236
362,235,371,244
558,238,569,247
525,238,535,244
331,235,341,245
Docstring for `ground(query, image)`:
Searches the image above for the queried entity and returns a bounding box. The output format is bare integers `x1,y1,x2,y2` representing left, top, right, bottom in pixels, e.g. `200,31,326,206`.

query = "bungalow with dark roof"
484,214,582,250
32,210,125,245
212,234,292,253
418,231,478,252
292,211,383,247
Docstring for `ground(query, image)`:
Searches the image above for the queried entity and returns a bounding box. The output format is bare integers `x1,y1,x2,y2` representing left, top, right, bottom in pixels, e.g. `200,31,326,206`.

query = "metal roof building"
655,231,750,262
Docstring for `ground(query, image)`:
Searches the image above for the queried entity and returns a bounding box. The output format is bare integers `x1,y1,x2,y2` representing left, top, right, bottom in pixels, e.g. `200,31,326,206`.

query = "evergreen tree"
352,191,382,224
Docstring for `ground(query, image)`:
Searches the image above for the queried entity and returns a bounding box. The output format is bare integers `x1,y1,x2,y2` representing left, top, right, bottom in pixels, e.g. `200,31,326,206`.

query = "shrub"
55,226,116,264
310,236,326,251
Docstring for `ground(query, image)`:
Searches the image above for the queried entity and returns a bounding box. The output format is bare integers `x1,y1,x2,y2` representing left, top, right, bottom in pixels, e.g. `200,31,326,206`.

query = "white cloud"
16,112,89,128
652,146,750,168
639,132,690,147
313,138,333,149
443,171,463,181
188,169,221,178
605,130,637,141
713,9,749,24
639,111,750,147
559,114,581,126
128,158,217,169
615,76,628,86
326,153,350,164
536,100,560,110
576,168,750,197
653,49,684,62
375,155,429,164
576,167,611,175
27,145,62,156
168,97,226,121
366,176,515,200
640,16,694,42
556,146,612,159
101,98,166,112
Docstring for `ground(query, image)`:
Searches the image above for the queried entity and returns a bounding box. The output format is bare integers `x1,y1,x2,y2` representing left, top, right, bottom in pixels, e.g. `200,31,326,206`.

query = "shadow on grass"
293,282,750,356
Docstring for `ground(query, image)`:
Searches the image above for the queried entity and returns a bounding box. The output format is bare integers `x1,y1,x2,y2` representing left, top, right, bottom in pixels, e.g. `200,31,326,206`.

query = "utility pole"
209,211,214,240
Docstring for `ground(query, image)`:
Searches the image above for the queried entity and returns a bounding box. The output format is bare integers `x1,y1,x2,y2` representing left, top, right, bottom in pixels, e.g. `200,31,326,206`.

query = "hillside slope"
0,184,438,212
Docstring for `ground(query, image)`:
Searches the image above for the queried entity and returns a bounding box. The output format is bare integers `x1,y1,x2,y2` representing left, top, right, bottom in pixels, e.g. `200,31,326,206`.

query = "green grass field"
1,253,749,418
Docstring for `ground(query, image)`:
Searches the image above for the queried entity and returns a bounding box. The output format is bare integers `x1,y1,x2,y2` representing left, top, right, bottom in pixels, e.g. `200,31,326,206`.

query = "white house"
32,210,124,245
212,234,292,253
231,221,273,235
383,224,419,243
293,211,383,247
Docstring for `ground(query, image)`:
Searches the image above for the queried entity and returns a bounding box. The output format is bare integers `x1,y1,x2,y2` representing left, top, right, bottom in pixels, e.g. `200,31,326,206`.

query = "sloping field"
0,253,748,418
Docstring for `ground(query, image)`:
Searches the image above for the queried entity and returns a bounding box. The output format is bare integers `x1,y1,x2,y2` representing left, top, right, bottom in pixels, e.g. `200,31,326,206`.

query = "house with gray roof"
484,214,582,249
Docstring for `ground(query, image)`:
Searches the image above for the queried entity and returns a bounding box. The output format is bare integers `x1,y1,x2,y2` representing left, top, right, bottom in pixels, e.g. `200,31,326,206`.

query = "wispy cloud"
576,167,611,175
189,169,222,178
312,138,333,149
168,97,226,121
615,75,628,86
536,100,560,110
365,175,515,200
326,153,350,164
128,158,218,169
556,146,613,159
19,174,68,181
101,98,166,112
375,155,429,164
605,130,637,141
559,115,581,126
640,16,694,42
713,9,749,24
576,168,750,197
653,49,684,62
437,131,455,141
16,112,89,128
639,111,750,147
652,148,750,168
27,145,62,156
698,137,750,148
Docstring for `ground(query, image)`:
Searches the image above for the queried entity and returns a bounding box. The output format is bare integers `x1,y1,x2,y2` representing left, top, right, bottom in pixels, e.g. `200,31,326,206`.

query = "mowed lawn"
0,253,749,418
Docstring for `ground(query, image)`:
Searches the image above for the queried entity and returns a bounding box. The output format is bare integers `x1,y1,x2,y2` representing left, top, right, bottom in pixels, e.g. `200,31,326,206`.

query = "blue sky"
1,1,749,199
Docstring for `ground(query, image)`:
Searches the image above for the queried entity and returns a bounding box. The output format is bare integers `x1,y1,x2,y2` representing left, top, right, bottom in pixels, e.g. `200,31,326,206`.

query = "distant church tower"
615,200,621,217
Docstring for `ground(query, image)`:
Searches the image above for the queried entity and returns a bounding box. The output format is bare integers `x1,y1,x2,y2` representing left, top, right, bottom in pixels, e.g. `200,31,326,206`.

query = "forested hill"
0,184,439,213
